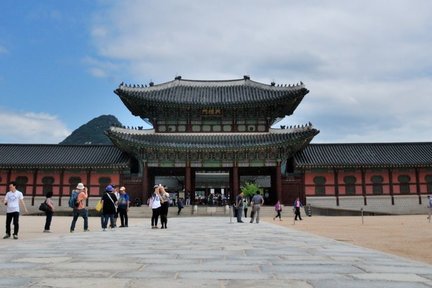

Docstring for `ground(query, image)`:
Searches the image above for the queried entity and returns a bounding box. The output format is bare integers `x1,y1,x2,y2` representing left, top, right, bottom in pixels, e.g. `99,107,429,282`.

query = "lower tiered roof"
106,126,319,158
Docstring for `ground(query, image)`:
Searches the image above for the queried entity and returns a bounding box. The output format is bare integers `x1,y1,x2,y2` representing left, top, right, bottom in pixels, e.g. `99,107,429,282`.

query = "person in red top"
69,183,89,232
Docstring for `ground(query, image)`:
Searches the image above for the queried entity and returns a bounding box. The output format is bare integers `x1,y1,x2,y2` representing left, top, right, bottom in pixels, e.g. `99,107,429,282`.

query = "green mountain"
59,115,123,145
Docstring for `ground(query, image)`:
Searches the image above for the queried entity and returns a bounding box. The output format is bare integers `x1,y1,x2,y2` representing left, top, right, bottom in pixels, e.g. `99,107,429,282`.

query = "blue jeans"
101,214,115,229
70,208,88,231
236,206,243,222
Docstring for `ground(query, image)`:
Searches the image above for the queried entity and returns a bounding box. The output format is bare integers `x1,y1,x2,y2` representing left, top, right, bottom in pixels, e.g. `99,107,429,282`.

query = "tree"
241,182,262,199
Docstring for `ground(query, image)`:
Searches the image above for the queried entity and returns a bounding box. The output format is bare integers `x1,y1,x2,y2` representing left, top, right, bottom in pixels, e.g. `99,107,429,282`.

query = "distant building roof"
294,142,432,168
115,76,308,118
0,144,130,169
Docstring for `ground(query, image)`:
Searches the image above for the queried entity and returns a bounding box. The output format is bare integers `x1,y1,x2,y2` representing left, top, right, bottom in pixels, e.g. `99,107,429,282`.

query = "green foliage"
59,114,123,145
241,182,262,198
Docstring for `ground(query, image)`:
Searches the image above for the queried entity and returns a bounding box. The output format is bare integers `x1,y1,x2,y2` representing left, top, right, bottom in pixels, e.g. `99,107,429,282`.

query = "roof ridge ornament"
243,75,250,80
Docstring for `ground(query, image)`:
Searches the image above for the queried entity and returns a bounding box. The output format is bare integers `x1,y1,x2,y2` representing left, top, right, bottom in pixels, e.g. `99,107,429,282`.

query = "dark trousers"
151,207,160,227
70,208,88,231
118,207,128,227
236,206,243,222
244,207,248,218
5,212,19,236
101,214,115,229
44,211,53,230
275,210,281,220
160,202,169,227
177,207,183,215
294,207,302,220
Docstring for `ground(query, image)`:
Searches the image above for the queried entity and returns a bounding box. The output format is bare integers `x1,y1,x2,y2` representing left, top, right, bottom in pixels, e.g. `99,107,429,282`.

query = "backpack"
68,190,80,208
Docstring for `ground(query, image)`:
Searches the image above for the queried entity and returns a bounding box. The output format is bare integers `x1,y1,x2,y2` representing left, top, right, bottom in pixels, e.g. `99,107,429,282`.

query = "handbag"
39,201,49,212
95,199,103,212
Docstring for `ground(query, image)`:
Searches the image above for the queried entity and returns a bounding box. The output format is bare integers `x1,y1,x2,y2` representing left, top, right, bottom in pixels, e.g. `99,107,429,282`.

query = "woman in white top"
150,185,161,229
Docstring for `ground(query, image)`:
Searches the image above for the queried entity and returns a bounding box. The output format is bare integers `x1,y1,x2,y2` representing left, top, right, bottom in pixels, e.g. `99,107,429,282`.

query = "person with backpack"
69,183,89,233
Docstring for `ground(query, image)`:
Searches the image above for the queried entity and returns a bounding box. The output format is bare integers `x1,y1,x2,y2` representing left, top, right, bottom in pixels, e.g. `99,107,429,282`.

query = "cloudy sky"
0,0,431,144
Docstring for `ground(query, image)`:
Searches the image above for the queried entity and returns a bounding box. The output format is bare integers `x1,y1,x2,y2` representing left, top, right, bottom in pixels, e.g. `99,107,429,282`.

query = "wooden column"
86,169,91,206
361,167,367,206
276,161,282,203
185,163,192,203
334,168,339,206
6,169,12,190
232,163,239,200
388,168,394,205
415,167,421,205
142,162,149,201
59,169,64,206
31,169,38,206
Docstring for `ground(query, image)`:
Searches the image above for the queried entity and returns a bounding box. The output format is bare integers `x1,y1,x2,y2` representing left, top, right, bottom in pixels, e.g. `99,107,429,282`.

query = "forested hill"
59,115,123,145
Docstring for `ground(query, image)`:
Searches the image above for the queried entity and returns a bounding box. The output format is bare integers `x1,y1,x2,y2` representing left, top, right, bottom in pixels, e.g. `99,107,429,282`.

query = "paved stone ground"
1,217,432,288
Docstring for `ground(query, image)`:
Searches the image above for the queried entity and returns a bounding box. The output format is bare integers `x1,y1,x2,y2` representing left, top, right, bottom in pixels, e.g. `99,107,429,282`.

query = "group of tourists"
69,183,131,232
7,179,432,239
234,191,265,223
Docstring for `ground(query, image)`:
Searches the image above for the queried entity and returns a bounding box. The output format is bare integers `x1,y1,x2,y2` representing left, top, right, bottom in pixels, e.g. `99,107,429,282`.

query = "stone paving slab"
0,217,432,287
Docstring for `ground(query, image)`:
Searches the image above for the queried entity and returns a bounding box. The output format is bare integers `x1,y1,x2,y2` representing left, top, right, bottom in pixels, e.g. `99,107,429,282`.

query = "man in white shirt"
3,181,28,239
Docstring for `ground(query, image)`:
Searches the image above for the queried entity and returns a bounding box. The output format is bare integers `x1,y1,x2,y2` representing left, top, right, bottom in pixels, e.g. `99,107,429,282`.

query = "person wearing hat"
118,186,130,227
100,185,118,231
69,183,89,233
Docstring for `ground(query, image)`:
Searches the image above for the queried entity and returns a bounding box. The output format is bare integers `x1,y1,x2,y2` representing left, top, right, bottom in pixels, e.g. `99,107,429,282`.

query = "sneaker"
102,228,106,231
84,229,90,232
70,229,74,233
43,230,51,233
3,234,10,239
13,235,18,240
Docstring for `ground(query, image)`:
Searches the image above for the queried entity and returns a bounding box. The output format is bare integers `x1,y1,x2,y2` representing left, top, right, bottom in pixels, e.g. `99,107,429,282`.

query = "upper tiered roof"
294,142,432,168
115,76,308,118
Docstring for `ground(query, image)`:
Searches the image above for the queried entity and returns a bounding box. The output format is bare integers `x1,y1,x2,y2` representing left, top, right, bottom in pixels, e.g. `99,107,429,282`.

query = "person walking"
69,183,89,233
243,198,248,218
177,197,184,215
43,192,55,232
250,191,264,223
273,200,282,221
427,195,432,220
3,181,28,240
236,192,244,223
118,186,130,227
293,197,303,221
149,185,161,229
159,185,170,229
101,185,118,231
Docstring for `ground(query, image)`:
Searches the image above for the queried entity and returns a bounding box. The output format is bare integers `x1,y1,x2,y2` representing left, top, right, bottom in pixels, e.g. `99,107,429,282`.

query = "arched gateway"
106,76,319,205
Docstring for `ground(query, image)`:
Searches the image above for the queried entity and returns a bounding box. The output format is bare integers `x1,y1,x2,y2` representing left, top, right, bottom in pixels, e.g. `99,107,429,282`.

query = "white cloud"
87,0,432,143
0,108,71,144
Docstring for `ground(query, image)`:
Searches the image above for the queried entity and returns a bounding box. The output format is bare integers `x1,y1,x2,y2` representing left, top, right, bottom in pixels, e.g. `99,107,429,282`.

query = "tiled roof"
294,142,432,168
115,77,308,116
0,144,130,169
106,126,319,152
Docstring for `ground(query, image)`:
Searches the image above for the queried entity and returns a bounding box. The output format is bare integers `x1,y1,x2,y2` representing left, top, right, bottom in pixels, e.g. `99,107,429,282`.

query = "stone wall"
307,195,431,215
